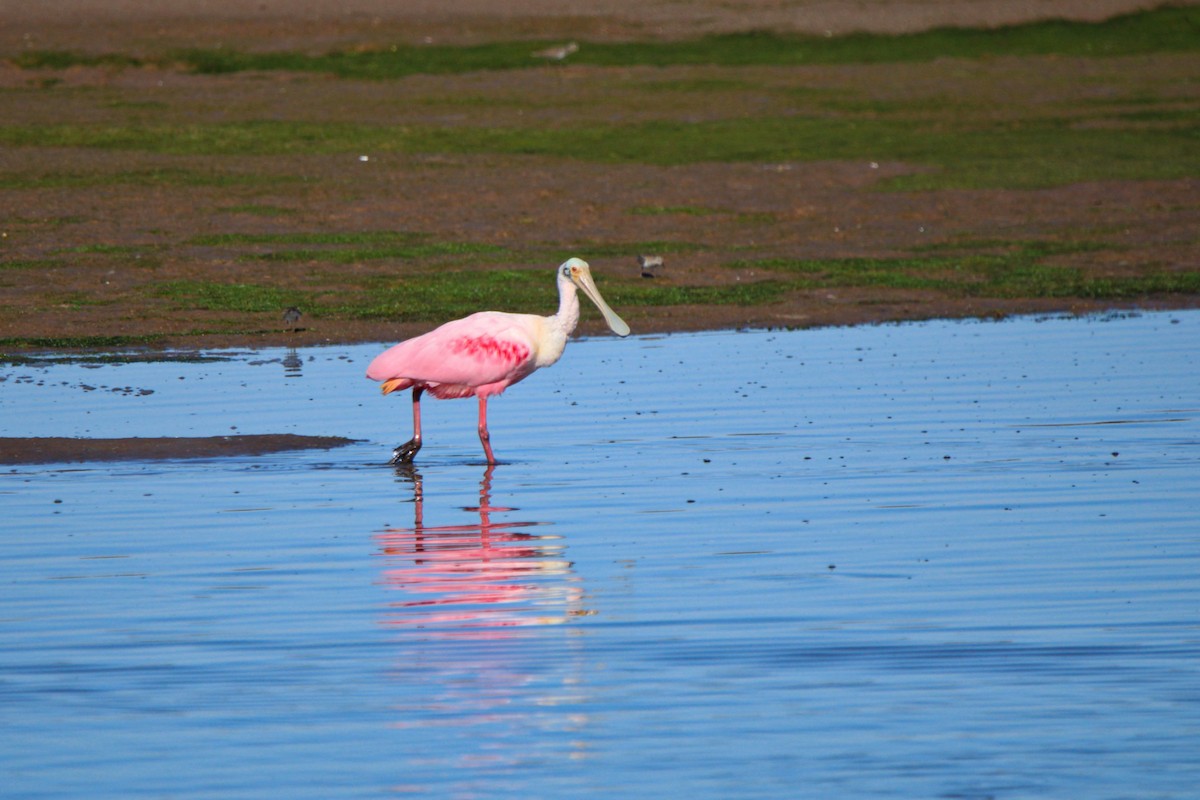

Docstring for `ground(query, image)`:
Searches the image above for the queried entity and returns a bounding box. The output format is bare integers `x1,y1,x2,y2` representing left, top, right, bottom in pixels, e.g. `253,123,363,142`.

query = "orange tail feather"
380,378,412,396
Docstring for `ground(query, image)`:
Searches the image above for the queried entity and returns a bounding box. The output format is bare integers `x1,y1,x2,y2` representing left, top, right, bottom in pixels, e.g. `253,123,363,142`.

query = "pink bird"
366,258,630,464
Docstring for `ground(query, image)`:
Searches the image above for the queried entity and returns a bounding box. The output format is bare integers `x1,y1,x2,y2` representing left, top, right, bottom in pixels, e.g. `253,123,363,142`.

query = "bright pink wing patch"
447,333,530,365
366,312,537,397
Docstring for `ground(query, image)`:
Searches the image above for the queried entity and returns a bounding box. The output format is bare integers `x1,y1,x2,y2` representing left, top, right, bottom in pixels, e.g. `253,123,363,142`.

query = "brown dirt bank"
3,0,1181,53
1,1,1198,353
3,149,1196,352
0,434,358,465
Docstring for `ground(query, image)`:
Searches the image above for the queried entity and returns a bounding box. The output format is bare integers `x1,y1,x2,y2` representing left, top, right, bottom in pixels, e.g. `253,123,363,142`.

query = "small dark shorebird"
283,306,303,332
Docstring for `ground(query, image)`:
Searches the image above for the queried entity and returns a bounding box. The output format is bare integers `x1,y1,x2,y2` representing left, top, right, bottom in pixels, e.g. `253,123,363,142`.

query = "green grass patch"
629,205,726,216
5,112,1194,189
220,204,297,217
249,242,506,263
0,167,294,191
65,243,162,256
102,99,169,111
150,271,554,321
53,292,118,309
152,280,304,313
0,121,375,155
188,231,511,263
14,7,1197,77
628,205,779,223
604,279,786,307
148,267,784,323
188,231,431,246
0,258,66,271
340,270,554,320
169,41,554,78
568,7,1200,67
12,51,144,70
0,334,166,351
638,78,761,93
734,240,1200,299
566,241,710,258
3,7,1196,193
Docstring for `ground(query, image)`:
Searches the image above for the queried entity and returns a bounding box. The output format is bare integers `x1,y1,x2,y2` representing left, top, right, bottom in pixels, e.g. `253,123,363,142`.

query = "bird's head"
559,258,630,337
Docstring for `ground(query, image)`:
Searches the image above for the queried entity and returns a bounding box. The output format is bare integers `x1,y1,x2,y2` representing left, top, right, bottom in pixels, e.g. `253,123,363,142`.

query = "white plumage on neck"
532,271,579,369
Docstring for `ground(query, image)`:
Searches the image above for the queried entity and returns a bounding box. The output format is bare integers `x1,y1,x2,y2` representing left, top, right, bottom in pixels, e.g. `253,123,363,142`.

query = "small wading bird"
282,306,303,332
532,41,579,61
366,258,630,465
637,254,664,278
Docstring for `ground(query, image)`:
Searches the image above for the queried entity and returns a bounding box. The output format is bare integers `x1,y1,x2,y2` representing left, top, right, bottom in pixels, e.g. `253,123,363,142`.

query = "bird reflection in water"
282,349,303,378
376,467,593,781
376,465,588,634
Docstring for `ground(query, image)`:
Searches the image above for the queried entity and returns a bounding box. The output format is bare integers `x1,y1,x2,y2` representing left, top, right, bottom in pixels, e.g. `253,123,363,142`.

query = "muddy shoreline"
0,434,358,465
1,0,1197,355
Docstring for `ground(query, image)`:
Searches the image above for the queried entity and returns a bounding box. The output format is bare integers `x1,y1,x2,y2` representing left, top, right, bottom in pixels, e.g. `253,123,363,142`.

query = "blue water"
2,311,1198,798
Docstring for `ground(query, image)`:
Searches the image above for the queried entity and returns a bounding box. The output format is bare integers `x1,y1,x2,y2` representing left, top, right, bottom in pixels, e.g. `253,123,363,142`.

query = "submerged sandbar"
0,435,356,465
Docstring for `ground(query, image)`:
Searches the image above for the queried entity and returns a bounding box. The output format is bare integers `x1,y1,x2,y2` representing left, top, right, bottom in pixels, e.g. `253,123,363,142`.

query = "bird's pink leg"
390,387,424,465
477,395,497,465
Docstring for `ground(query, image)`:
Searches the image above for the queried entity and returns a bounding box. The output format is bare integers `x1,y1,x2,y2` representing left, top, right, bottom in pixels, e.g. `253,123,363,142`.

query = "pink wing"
366,312,538,398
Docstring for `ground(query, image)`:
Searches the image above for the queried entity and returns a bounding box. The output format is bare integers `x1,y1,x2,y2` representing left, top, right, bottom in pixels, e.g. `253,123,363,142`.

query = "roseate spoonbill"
366,258,630,465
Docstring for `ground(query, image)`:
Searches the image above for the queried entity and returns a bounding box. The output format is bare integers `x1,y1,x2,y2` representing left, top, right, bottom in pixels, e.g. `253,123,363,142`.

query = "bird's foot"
389,438,421,465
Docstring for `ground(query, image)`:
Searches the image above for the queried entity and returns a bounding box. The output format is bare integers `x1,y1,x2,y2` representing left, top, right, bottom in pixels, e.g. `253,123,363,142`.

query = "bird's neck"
553,279,580,335
533,279,579,369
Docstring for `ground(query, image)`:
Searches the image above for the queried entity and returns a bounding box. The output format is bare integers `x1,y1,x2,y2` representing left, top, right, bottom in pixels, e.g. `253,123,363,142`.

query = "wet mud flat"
0,434,355,464
1,311,1198,798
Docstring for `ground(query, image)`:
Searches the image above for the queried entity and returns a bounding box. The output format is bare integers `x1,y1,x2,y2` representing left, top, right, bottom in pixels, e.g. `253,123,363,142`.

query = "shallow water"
2,311,1198,798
